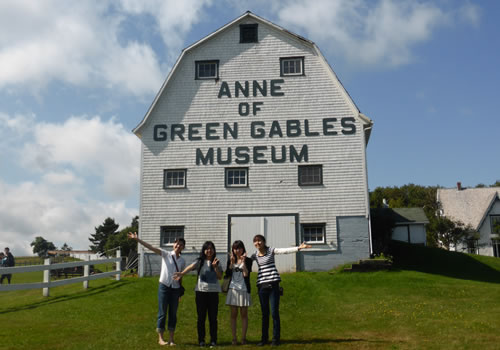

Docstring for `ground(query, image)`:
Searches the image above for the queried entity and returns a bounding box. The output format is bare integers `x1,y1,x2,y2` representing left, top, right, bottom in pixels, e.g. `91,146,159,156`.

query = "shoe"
257,341,268,346
241,339,247,345
199,341,205,347
271,340,280,346
210,342,217,348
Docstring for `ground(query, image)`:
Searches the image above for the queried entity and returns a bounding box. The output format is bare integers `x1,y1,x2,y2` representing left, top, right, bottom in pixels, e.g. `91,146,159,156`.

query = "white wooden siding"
138,18,368,254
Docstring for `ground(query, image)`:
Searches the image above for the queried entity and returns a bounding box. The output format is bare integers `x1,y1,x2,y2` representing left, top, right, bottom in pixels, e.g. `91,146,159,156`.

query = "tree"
491,180,500,187
60,243,72,251
89,217,119,256
103,216,139,258
427,216,474,251
31,236,56,257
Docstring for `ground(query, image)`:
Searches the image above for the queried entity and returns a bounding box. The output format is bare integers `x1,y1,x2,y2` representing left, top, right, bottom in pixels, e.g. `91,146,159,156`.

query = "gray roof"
391,208,429,224
370,207,429,224
437,187,500,230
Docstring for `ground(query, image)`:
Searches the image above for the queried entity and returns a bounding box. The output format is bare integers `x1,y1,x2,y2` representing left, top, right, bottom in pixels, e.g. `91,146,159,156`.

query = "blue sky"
1,0,499,255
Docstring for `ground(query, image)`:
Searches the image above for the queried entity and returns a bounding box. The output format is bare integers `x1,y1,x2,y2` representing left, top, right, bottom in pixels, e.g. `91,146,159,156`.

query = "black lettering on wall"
196,148,214,165
154,124,167,141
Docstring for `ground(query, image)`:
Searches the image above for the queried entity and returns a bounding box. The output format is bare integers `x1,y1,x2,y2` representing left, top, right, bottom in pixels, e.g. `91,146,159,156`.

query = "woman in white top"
128,232,186,346
225,240,253,345
174,241,222,347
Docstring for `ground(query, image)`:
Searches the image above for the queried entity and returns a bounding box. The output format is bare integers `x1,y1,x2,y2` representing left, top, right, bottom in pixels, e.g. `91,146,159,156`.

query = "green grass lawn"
1,244,500,350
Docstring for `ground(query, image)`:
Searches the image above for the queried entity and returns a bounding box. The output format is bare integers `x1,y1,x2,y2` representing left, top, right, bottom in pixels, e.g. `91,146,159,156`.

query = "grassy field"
1,243,499,350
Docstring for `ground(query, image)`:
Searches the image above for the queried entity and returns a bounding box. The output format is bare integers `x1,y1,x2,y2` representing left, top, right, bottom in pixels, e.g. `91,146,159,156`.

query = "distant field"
1,244,499,350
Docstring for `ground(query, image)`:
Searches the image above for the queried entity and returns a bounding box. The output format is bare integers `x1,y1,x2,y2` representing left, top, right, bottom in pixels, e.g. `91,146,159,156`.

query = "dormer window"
195,60,219,80
240,24,258,43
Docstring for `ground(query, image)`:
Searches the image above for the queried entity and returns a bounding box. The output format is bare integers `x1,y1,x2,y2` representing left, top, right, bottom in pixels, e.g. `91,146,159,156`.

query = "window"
491,215,500,234
240,24,258,43
161,226,184,246
225,167,248,188
302,223,326,244
493,239,500,258
298,165,322,186
466,239,479,254
195,60,219,79
164,169,186,189
280,57,304,76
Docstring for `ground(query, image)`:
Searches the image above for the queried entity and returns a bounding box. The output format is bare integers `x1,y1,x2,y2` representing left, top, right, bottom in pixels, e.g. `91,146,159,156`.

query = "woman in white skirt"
225,240,253,345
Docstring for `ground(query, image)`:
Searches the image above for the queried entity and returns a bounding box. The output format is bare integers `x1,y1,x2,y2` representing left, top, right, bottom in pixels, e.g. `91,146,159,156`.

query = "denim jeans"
195,291,219,344
157,283,181,332
258,282,280,342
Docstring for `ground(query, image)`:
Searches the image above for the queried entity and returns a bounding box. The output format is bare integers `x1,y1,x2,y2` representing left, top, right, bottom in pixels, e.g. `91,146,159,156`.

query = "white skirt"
225,288,251,307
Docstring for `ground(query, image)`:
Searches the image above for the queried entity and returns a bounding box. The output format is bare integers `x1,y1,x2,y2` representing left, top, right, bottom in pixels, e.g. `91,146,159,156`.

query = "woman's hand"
298,242,312,250
128,232,138,240
173,272,183,281
212,258,220,268
230,253,236,265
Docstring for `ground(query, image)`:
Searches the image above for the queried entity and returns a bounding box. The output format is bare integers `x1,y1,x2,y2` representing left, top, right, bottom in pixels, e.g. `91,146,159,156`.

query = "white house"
133,12,374,275
389,208,428,245
437,184,500,256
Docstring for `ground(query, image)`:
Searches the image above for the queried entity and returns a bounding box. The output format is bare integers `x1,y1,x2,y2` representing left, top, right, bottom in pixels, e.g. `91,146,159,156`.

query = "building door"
229,214,298,272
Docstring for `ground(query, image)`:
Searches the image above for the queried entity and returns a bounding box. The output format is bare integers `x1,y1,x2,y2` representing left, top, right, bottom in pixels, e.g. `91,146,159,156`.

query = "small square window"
161,226,184,246
280,57,304,76
164,169,186,189
195,60,219,79
240,24,258,43
302,224,326,244
298,165,322,186
225,167,248,188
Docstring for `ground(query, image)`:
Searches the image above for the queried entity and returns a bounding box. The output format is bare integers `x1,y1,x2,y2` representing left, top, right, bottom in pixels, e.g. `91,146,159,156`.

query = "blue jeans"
258,282,280,342
157,283,181,332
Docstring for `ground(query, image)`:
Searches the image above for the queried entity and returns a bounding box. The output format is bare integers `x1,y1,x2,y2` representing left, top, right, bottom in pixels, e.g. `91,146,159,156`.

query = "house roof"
132,11,373,142
437,187,500,230
371,207,429,224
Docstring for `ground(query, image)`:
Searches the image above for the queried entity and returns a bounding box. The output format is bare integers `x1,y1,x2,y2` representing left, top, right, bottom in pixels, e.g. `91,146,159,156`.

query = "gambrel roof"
437,187,500,231
133,11,373,142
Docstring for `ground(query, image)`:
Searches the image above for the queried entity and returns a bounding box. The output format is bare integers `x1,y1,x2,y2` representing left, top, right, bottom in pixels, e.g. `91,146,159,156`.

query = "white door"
229,215,297,272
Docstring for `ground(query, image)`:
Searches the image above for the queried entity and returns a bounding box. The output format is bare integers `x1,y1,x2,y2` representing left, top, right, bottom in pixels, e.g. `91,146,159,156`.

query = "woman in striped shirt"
251,234,311,346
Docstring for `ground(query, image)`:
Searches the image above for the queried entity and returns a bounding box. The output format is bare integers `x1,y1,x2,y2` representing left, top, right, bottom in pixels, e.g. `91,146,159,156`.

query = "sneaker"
257,341,268,346
209,342,217,348
271,340,280,346
199,341,206,347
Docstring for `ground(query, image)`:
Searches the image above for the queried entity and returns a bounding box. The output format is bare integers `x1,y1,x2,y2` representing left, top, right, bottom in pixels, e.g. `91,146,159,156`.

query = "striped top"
251,247,299,285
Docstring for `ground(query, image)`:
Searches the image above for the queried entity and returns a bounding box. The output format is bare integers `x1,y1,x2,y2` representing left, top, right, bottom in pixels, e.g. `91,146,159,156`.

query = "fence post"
116,249,121,281
83,255,90,289
43,258,51,297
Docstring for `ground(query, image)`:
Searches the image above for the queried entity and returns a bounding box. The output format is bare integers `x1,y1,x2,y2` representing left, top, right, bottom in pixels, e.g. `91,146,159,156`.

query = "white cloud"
273,0,480,67
0,1,164,96
0,112,139,256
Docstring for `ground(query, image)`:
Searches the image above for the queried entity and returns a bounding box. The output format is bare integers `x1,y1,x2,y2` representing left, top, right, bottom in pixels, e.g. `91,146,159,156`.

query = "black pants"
195,291,219,343
0,274,11,284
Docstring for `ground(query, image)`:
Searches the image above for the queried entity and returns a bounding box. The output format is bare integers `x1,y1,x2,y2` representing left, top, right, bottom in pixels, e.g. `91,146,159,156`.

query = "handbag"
172,256,185,297
221,276,230,293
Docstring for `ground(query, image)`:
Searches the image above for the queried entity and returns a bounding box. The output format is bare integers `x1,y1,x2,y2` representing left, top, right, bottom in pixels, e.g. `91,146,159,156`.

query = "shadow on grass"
390,241,500,284
0,279,132,315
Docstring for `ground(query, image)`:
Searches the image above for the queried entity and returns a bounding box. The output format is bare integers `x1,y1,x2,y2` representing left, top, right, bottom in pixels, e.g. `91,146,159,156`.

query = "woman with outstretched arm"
127,232,186,346
251,235,311,346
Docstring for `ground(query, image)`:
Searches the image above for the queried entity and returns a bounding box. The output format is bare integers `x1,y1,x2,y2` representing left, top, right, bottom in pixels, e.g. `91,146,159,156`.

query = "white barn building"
133,12,374,275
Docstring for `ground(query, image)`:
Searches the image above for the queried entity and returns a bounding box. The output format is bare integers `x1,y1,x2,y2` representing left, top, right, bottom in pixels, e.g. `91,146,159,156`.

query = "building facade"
437,185,500,256
134,12,374,274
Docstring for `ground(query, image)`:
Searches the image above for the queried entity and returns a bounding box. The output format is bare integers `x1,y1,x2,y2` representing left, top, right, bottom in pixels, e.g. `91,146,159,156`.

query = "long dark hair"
197,241,217,275
231,240,247,255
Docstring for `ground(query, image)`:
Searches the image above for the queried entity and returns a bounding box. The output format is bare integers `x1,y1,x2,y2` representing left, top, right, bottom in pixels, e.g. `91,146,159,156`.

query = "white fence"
0,251,121,296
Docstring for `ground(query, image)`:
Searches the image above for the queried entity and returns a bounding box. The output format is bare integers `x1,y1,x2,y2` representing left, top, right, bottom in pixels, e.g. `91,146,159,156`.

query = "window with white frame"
195,60,219,79
164,169,186,189
302,223,326,244
298,165,322,186
280,57,304,76
161,226,184,246
225,167,248,188
492,239,500,257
